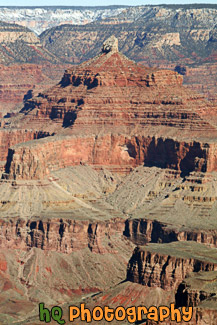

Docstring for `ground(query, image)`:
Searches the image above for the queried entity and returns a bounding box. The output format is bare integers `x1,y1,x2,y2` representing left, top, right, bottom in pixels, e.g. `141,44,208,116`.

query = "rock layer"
0,216,126,254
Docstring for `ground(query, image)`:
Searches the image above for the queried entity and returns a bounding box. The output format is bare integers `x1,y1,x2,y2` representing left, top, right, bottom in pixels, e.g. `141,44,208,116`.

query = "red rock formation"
184,62,217,103
4,135,217,180
3,36,217,180
0,129,50,163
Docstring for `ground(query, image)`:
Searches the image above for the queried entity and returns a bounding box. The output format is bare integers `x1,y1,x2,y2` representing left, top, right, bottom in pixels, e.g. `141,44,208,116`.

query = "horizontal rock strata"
127,242,217,290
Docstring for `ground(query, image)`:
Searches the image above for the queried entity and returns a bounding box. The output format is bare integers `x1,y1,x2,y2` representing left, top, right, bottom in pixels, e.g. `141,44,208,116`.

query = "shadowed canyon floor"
0,36,217,324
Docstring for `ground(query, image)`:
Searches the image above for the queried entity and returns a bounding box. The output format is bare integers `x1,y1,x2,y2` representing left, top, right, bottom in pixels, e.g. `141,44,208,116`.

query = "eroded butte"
0,36,217,324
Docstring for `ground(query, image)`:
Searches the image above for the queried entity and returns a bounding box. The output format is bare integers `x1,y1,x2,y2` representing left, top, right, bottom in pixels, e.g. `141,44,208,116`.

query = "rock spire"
101,35,118,53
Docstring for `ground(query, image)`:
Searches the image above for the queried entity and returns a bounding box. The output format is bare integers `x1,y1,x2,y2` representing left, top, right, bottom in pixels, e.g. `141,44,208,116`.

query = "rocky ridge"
40,5,217,66
0,6,127,34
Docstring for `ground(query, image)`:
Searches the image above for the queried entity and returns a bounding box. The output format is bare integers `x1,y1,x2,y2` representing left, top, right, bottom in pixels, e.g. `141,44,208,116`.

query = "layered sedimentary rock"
0,216,126,254
0,36,217,323
0,129,51,163
0,63,67,114
4,135,217,180
127,242,217,290
124,217,217,247
176,270,217,308
184,63,217,102
3,36,217,181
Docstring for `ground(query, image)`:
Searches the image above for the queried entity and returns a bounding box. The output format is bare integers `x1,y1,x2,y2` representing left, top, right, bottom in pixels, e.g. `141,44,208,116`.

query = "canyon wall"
124,218,217,247
0,217,126,254
0,64,67,114
127,244,217,291
4,134,217,180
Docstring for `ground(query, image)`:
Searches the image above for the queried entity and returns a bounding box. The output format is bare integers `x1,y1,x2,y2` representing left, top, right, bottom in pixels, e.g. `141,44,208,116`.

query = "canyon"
0,5,217,321
0,35,216,324
39,5,217,103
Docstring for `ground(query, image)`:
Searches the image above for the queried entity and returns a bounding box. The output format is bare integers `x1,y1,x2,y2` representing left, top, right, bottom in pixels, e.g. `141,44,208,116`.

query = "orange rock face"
0,129,51,163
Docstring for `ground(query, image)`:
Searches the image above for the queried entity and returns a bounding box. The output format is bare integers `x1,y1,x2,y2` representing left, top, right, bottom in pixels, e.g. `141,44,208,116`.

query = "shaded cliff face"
5,136,217,180
174,271,217,325
124,217,217,247
176,270,217,308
